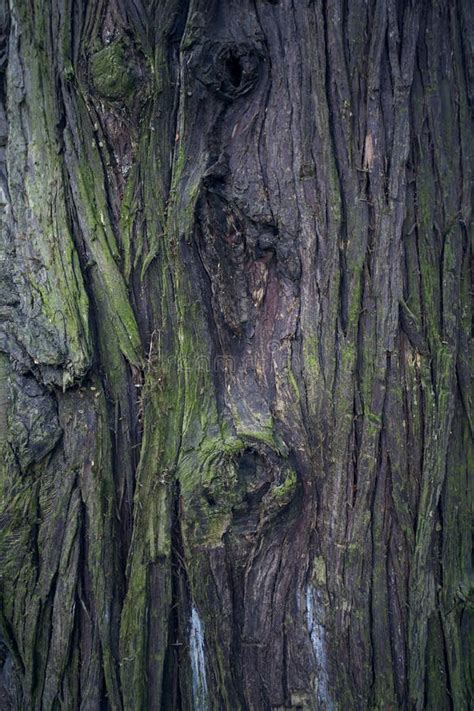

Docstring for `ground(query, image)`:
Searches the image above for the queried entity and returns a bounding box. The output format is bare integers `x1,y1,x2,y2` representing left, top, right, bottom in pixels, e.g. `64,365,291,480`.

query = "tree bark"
0,1,472,709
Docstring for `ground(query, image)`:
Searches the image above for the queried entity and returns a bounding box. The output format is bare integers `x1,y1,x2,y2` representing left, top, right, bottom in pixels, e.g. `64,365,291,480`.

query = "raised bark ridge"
0,1,472,709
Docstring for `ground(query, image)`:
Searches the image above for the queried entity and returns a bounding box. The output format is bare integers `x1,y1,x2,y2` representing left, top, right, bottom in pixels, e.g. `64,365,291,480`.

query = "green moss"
90,39,136,100
179,436,243,541
120,344,182,704
119,169,136,282
303,335,319,374
61,99,142,369
5,23,93,384
0,354,9,446
311,556,327,588
287,367,301,403
270,468,297,502
235,426,281,452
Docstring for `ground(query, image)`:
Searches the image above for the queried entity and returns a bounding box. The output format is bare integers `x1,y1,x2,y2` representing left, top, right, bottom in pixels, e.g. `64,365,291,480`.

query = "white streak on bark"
189,605,209,710
306,584,333,710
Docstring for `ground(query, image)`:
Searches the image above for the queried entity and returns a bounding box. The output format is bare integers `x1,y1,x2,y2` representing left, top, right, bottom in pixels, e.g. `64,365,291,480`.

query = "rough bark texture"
0,1,472,709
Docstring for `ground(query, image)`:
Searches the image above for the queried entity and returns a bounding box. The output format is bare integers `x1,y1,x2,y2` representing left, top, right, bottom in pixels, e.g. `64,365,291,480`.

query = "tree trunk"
0,1,472,709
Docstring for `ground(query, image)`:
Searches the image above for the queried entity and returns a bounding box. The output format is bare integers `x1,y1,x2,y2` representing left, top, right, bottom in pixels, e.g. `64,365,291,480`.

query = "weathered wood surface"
0,1,472,709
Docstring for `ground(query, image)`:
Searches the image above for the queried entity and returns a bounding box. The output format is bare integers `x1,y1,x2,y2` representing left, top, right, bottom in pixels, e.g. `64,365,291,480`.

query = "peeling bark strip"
0,0,472,709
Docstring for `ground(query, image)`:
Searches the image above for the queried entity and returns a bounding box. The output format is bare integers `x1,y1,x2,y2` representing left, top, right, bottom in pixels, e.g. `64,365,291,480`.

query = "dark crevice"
161,480,188,709
225,52,243,88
